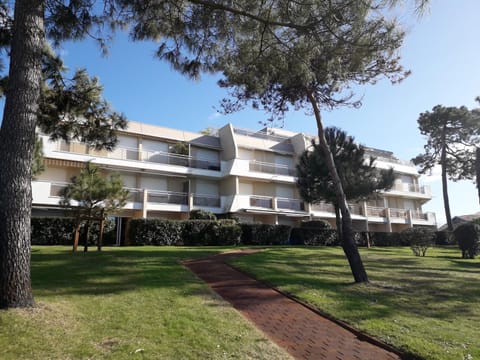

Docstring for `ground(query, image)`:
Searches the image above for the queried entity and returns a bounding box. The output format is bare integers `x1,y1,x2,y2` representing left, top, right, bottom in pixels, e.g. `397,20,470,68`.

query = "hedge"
31,217,116,246
129,219,183,246
239,224,291,245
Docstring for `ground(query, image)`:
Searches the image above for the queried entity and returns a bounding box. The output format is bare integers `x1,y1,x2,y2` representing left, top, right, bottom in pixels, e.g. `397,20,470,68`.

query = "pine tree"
412,105,479,231
297,127,394,241
60,162,128,252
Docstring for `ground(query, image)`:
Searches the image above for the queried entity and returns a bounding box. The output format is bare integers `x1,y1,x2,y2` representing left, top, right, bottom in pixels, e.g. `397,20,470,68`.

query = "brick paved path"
184,250,403,360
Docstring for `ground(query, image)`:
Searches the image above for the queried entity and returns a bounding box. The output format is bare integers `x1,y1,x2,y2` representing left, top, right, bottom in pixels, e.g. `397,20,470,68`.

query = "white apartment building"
33,121,436,243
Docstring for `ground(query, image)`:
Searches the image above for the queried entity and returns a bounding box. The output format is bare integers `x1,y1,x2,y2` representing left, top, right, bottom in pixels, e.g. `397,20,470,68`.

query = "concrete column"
385,208,392,232
138,137,143,161
407,209,414,228
142,189,148,219
188,192,194,209
273,196,278,210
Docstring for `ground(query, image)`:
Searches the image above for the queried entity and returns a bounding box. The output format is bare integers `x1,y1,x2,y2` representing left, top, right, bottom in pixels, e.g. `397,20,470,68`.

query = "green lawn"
231,246,480,360
0,247,291,360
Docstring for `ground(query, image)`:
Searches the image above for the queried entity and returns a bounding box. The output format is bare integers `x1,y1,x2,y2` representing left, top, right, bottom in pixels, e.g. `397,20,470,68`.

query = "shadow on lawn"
230,247,480,324
31,247,226,298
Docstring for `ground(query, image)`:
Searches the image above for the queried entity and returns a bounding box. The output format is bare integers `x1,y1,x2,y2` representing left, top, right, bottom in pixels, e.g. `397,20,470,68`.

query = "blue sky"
54,1,479,226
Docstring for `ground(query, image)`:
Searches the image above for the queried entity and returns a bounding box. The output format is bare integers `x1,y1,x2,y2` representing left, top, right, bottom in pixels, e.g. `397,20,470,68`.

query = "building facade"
33,121,436,242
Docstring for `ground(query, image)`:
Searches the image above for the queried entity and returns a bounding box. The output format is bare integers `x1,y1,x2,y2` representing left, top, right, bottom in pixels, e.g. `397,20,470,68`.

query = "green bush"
434,231,453,245
369,232,403,246
129,218,241,246
31,217,77,245
189,209,217,220
300,220,332,229
454,223,480,259
291,221,338,245
31,217,116,246
239,224,291,245
129,219,183,246
402,227,435,256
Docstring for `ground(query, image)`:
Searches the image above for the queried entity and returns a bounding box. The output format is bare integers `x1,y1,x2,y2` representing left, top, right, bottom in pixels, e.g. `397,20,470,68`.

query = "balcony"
193,193,221,208
389,208,408,219
147,190,188,205
249,195,273,209
249,160,296,176
55,141,221,171
277,198,305,211
366,206,386,217
390,183,431,196
311,202,335,213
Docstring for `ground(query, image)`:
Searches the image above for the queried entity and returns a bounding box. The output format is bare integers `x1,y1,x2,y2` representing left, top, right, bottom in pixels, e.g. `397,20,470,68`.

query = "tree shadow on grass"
31,246,228,298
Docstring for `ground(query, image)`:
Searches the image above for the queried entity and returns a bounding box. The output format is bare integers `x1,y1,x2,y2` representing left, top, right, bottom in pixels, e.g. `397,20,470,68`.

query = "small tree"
413,105,479,231
454,223,480,259
402,227,435,257
61,162,128,252
189,209,217,220
297,127,394,243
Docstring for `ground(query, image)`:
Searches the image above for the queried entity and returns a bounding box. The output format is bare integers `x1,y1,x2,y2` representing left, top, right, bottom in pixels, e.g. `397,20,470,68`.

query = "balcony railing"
56,141,221,171
391,183,429,195
249,160,295,176
147,190,188,205
389,208,408,219
411,210,428,220
193,193,221,208
48,182,67,197
277,198,305,211
366,206,385,217
249,195,273,209
311,202,335,213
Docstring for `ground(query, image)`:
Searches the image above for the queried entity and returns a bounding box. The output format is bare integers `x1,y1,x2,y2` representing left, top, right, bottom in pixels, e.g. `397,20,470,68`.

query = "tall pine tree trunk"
334,204,343,243
476,147,480,205
307,91,368,283
0,0,44,309
441,126,453,231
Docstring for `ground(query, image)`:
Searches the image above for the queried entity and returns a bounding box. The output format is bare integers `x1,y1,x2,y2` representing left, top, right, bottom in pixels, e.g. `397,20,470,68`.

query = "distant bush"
300,220,332,229
31,217,116,246
129,219,183,246
290,220,338,245
182,219,241,246
369,232,403,246
189,209,217,220
454,223,480,259
240,224,291,245
434,231,453,245
31,217,77,245
402,227,435,256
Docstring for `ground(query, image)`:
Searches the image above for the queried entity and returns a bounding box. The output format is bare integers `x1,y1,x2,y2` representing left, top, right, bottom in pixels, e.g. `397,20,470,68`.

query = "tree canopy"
413,104,480,230
297,127,394,239
61,162,128,252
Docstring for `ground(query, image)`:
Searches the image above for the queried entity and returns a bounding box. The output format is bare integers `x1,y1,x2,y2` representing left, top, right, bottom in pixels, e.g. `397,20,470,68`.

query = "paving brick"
185,250,403,360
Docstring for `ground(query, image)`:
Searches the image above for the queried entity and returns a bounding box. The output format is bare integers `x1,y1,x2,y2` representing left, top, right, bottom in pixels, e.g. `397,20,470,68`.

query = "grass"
231,246,480,360
0,246,291,360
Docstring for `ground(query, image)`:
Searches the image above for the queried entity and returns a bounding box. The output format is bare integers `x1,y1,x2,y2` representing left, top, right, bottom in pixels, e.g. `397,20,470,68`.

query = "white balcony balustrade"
276,198,305,211
249,160,296,176
56,141,221,171
192,193,221,208
147,190,188,205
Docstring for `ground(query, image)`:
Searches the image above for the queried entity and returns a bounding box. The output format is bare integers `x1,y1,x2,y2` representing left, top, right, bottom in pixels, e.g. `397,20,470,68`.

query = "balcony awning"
45,158,84,168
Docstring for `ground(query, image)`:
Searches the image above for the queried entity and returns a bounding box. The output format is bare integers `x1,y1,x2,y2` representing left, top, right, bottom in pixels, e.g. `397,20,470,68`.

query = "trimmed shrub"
129,219,183,246
31,217,77,245
290,228,338,246
31,217,116,246
291,221,338,246
402,227,435,256
300,220,332,229
189,209,217,220
369,232,403,246
239,224,291,245
434,231,453,245
181,219,242,246
454,223,480,259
